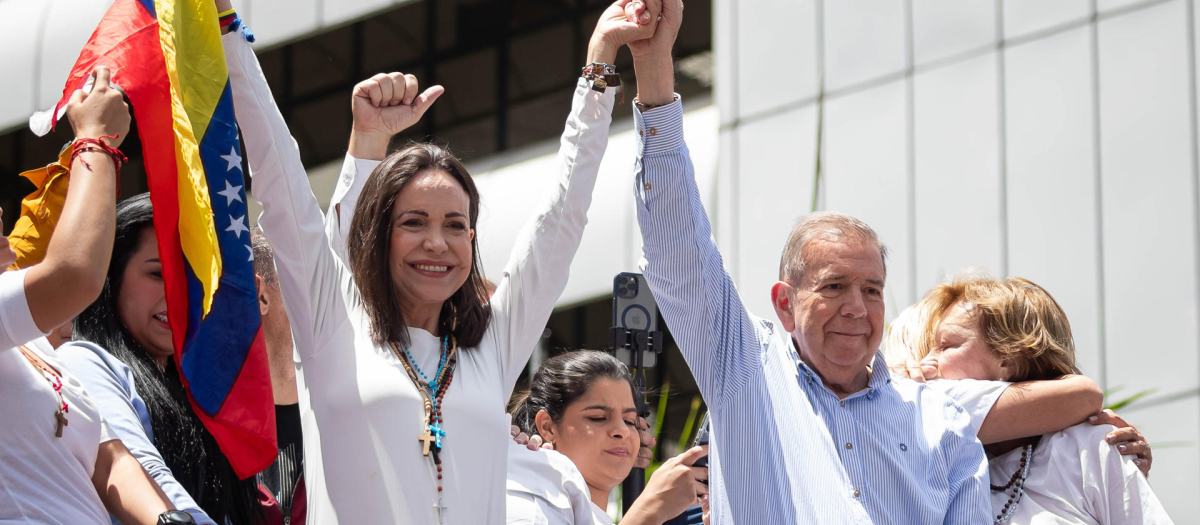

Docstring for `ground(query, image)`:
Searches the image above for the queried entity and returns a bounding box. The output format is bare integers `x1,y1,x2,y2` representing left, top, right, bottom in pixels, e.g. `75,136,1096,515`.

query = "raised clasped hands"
624,0,682,63
347,72,445,160
587,0,660,65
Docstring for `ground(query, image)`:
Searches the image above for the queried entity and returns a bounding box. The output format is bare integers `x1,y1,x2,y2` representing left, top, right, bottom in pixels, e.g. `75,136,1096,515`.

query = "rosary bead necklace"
990,443,1033,524
393,335,458,524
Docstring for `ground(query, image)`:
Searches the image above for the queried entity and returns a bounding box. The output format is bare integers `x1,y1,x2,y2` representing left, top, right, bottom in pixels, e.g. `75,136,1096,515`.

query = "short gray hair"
778,211,888,284
250,226,276,285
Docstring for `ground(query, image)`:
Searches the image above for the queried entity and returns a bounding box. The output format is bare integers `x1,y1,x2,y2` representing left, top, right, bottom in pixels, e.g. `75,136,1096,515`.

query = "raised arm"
630,0,761,406
488,0,657,392
326,73,442,264
22,66,128,334
221,14,350,357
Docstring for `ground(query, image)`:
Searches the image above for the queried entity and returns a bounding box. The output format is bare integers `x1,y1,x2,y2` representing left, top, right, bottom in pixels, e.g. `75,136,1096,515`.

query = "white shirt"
0,269,116,525
925,379,1010,437
223,32,614,525
988,423,1173,524
927,379,1173,524
505,442,610,525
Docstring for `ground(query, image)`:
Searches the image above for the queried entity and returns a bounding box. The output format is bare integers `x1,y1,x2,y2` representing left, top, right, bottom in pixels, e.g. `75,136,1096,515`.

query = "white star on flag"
226,214,249,239
245,244,255,262
220,147,243,172
217,180,244,207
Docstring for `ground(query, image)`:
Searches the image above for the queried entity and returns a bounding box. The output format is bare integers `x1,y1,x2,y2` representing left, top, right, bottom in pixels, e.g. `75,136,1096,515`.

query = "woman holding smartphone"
508,350,707,525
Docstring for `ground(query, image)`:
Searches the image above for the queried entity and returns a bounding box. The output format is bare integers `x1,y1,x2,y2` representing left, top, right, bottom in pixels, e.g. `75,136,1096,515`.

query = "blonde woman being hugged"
220,0,660,522
892,273,1171,524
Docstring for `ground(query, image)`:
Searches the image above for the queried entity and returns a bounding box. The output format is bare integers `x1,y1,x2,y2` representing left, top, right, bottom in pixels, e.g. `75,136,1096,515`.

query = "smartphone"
612,272,658,368
693,412,710,470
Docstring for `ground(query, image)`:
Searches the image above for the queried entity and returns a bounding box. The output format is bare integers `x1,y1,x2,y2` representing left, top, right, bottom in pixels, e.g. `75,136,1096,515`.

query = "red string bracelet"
71,134,128,173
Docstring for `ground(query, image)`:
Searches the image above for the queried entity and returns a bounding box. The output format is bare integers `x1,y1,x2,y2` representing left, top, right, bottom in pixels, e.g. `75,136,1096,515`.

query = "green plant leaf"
1104,388,1157,412
677,395,703,453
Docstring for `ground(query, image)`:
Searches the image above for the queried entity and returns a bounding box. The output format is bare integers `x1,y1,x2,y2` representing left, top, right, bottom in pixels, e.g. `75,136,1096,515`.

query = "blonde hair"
915,271,1080,382
883,301,934,368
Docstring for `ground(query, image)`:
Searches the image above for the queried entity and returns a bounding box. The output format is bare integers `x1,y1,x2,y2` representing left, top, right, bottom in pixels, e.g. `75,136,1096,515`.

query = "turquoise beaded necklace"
392,335,458,523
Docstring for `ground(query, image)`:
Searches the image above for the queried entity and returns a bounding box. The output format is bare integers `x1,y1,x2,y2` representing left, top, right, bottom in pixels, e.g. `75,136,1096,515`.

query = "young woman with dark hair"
0,65,185,525
61,192,262,525
507,351,707,525
219,0,662,522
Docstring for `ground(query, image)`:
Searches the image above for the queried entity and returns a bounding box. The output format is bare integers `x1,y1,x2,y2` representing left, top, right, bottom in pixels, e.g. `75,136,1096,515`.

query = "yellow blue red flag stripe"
41,0,276,478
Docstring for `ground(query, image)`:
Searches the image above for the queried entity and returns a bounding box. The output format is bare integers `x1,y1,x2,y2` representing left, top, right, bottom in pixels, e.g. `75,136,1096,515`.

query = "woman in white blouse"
893,274,1172,524
220,0,659,522
0,66,182,525
507,351,707,525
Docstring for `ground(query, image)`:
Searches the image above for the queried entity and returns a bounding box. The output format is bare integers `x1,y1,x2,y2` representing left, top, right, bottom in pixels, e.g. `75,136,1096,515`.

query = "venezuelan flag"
37,0,275,478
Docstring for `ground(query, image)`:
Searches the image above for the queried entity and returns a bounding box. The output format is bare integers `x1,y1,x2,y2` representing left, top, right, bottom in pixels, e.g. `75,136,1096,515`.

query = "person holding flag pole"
31,0,279,523
0,64,192,525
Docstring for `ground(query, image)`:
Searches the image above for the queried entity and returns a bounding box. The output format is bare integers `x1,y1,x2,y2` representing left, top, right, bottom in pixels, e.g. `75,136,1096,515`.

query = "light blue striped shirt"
632,99,990,524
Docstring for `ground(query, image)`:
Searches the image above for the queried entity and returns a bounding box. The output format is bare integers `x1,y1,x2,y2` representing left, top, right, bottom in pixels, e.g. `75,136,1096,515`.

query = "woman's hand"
586,0,661,65
625,0,680,65
892,357,940,382
510,424,552,451
635,416,656,469
65,65,130,148
347,73,444,160
1090,409,1152,477
624,445,708,525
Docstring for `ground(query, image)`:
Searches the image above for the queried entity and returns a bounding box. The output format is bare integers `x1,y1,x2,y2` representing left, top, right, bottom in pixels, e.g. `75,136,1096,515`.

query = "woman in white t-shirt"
507,351,707,525
0,66,184,525
891,273,1172,524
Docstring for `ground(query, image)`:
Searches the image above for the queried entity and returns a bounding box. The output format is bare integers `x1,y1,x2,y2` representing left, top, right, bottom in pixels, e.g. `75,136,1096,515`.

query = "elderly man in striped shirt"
625,2,990,523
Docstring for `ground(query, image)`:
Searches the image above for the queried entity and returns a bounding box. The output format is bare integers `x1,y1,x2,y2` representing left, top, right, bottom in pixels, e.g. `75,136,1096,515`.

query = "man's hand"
635,416,656,469
1090,409,1152,477
348,72,444,160
586,0,661,65
66,66,131,148
626,0,681,63
628,0,681,107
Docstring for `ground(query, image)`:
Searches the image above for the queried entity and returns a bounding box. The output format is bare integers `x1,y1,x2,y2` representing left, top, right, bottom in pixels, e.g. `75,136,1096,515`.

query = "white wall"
715,0,1200,518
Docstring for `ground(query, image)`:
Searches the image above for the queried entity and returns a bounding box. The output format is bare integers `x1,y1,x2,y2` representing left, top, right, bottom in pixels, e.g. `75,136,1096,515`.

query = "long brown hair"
347,143,491,349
